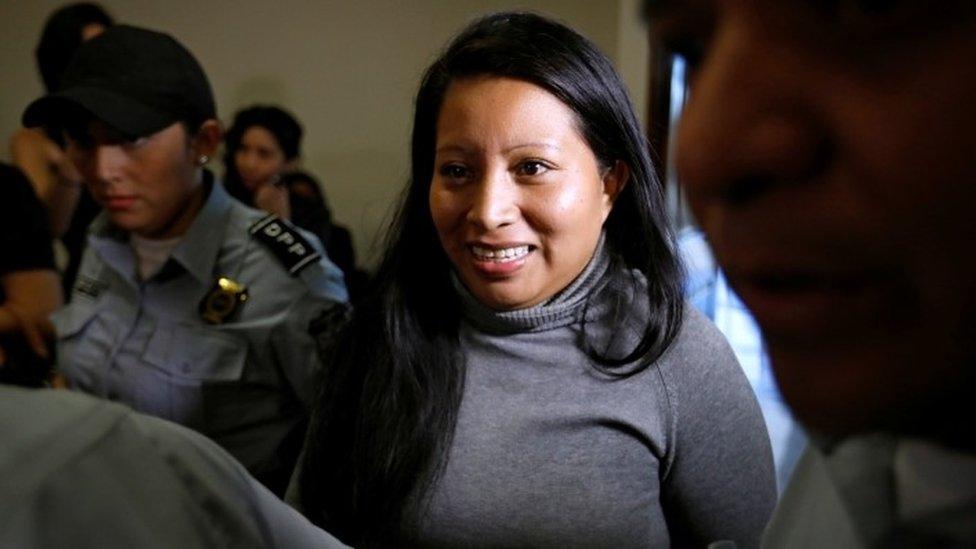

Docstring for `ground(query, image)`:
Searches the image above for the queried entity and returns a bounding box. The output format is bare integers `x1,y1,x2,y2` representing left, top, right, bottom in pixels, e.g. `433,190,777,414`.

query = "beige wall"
0,0,649,267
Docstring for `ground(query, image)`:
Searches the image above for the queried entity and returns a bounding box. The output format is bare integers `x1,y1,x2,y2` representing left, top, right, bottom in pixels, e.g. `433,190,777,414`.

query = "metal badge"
199,277,248,325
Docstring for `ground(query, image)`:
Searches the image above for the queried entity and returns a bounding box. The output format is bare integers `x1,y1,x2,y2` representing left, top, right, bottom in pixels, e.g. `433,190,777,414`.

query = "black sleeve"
0,163,55,275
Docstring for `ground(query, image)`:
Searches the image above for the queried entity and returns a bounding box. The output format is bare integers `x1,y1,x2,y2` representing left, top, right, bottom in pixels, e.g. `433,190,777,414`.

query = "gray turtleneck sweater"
406,242,776,548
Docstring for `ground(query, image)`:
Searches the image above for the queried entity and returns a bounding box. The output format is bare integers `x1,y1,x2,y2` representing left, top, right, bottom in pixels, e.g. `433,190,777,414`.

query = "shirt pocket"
142,325,247,383
139,325,248,431
51,297,117,391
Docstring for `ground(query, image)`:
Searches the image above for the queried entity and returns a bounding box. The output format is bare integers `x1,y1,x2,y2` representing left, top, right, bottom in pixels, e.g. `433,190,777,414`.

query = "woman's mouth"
103,195,137,210
471,244,530,262
468,244,533,276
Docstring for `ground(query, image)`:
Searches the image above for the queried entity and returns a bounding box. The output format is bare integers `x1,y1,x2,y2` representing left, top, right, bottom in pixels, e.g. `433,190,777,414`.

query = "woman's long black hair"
222,105,303,205
300,12,684,546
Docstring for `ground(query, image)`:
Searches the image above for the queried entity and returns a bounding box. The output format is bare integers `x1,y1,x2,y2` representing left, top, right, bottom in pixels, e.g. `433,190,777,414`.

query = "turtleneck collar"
453,233,612,334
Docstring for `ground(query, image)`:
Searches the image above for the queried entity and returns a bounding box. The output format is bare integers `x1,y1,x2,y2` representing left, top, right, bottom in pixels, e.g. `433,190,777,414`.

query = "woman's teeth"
471,245,530,262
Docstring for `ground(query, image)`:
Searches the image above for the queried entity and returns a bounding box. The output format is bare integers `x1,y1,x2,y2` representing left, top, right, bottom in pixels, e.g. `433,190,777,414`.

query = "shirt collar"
88,170,233,286
169,171,234,285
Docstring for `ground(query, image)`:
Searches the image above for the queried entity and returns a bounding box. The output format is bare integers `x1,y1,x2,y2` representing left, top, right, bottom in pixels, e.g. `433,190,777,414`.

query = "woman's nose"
466,169,519,230
237,151,258,173
93,144,126,184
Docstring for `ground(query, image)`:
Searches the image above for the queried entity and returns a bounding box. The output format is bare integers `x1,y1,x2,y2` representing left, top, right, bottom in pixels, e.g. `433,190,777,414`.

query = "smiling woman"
429,76,626,310
300,11,776,548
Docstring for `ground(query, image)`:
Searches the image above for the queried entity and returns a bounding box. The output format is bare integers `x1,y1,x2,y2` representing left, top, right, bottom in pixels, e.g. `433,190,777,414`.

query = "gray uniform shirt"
0,386,349,548
406,242,777,548
52,179,347,482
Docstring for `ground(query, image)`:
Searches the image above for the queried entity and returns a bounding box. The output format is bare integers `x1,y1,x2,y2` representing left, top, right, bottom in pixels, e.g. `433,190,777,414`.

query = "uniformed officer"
22,25,348,496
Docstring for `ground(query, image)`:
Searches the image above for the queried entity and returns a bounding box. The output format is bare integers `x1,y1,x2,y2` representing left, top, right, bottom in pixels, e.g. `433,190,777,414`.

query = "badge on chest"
199,277,248,325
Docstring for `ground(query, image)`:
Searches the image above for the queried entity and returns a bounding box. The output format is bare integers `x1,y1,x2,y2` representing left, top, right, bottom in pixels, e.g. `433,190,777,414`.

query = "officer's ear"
189,119,222,161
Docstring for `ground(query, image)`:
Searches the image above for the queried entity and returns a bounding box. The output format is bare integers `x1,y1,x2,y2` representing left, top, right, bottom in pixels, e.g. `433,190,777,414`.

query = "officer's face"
66,120,207,239
656,1,976,442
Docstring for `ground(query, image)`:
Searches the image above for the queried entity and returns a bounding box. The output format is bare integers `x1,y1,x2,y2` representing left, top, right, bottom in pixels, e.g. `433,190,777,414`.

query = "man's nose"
675,10,828,213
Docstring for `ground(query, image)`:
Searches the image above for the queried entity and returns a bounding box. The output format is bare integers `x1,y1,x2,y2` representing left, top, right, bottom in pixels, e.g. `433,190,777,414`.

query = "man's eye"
817,0,923,32
517,160,550,177
832,0,904,16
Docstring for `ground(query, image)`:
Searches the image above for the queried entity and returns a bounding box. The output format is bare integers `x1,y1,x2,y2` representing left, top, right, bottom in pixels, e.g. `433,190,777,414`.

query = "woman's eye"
439,164,470,181
517,160,550,177
66,136,94,151
122,136,149,150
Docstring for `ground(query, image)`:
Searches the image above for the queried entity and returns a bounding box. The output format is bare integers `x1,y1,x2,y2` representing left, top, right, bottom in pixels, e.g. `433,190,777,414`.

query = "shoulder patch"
249,214,321,276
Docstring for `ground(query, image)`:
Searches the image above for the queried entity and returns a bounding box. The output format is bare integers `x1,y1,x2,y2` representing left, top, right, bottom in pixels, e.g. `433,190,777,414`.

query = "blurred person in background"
9,3,114,296
223,105,301,221
281,170,368,303
0,163,61,387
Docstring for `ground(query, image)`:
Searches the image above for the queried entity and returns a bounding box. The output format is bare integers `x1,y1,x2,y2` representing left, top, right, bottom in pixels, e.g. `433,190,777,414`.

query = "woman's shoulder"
604,265,741,384
674,305,735,359
587,267,731,375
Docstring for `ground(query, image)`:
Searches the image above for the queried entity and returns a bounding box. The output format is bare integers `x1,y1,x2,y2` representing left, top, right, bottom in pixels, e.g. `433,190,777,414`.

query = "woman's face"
659,1,976,439
67,120,209,239
234,126,288,191
430,76,623,310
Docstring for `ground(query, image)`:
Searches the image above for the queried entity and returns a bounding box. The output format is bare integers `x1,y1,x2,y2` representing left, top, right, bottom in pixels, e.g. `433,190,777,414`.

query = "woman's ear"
191,119,223,160
601,160,630,222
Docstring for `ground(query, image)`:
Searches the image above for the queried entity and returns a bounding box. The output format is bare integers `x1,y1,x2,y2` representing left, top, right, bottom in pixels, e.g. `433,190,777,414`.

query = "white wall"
0,0,649,267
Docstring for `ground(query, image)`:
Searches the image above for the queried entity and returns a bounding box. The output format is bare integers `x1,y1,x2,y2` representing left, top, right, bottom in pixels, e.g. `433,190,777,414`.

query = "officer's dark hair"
223,105,303,205
35,3,114,93
300,11,683,547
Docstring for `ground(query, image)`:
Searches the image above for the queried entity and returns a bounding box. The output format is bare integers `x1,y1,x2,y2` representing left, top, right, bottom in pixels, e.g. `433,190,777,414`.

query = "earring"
198,155,209,165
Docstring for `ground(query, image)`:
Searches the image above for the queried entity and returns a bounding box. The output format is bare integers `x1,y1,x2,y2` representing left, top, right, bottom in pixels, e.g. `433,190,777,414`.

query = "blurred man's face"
656,2,976,443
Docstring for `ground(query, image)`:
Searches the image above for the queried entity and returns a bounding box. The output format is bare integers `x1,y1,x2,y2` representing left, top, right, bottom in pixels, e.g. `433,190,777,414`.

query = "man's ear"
601,160,630,222
191,119,222,160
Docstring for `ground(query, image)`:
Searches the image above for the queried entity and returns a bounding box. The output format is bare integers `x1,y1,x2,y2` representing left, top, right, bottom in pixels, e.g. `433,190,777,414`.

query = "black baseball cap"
23,24,216,138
